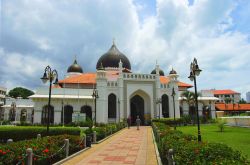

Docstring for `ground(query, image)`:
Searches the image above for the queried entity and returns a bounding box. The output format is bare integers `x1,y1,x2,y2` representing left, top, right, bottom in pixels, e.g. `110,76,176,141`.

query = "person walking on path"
136,115,141,130
127,116,131,129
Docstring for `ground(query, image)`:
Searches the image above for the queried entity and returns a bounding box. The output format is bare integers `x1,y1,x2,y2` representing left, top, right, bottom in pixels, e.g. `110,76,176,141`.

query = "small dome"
96,42,131,70
67,59,83,73
169,68,177,75
151,69,165,76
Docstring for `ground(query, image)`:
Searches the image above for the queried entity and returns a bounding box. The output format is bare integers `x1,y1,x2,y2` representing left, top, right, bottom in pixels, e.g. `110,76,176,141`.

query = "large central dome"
96,42,131,70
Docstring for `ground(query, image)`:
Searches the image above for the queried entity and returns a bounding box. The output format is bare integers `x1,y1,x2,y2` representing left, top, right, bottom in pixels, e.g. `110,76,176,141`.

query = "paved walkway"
63,126,158,165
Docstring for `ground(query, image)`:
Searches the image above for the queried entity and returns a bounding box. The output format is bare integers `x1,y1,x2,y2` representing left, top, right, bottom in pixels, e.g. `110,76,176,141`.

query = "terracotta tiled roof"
160,76,192,88
58,73,192,88
215,103,250,111
58,73,96,85
212,89,239,95
52,85,61,88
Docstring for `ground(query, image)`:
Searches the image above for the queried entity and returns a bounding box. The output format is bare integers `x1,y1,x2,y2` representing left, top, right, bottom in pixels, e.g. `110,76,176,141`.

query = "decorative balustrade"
123,73,156,80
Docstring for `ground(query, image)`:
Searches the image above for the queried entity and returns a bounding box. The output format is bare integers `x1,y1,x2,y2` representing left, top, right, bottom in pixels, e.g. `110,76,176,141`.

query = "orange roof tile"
160,76,193,88
212,89,239,95
59,73,96,85
215,103,250,111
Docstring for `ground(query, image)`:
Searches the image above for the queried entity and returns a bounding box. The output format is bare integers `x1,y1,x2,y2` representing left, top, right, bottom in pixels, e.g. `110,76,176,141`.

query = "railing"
107,81,118,87
123,73,156,80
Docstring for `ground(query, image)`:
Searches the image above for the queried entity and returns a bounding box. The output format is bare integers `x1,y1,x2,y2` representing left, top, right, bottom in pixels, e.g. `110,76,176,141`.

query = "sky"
0,0,250,98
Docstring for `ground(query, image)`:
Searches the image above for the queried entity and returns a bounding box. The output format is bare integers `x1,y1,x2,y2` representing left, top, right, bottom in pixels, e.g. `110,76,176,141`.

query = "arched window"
62,105,73,124
108,94,116,118
41,105,54,124
81,105,92,120
189,105,196,121
20,109,27,121
162,94,169,118
180,106,183,117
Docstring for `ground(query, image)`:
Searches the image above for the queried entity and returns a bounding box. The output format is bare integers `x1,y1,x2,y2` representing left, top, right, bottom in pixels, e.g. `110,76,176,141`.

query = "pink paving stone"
123,160,135,164
88,160,101,163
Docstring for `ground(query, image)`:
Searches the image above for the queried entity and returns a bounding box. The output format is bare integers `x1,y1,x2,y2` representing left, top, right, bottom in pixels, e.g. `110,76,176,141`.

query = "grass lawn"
178,124,250,160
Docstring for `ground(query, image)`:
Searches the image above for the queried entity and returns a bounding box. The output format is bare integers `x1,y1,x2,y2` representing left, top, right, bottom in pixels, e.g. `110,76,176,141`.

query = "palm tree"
181,91,200,123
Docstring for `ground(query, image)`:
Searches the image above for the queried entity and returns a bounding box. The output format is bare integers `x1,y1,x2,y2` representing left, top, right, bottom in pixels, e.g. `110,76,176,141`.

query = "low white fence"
220,116,250,127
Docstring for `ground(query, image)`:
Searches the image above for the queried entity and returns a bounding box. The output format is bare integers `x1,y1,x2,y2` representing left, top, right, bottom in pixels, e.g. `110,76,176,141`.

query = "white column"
33,111,42,124
54,111,61,124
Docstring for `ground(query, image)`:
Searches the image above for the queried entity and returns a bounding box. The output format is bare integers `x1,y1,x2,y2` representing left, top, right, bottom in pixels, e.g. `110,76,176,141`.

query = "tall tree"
8,87,34,99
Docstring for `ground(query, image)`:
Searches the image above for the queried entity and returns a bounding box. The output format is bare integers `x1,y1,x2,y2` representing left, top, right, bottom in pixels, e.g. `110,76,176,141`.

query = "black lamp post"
188,58,202,142
118,98,120,122
171,88,176,130
156,98,161,119
41,65,58,134
92,89,99,126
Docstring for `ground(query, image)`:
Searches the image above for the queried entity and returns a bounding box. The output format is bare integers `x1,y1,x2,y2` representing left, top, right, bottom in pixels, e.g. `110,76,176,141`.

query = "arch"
20,109,27,121
162,94,169,118
130,95,144,125
189,105,196,122
179,106,183,117
108,93,116,118
202,105,211,122
63,105,73,124
81,105,92,120
9,108,16,121
42,105,54,124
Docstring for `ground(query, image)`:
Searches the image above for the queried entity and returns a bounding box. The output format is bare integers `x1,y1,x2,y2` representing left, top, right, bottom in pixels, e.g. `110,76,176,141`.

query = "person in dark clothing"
127,116,131,129
136,115,141,130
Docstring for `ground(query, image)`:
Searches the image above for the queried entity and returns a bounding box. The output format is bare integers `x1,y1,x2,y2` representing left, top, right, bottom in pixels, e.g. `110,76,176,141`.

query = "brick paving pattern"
63,126,158,165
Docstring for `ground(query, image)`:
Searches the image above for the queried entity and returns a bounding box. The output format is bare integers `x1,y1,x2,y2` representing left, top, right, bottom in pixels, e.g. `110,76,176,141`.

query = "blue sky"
0,0,250,98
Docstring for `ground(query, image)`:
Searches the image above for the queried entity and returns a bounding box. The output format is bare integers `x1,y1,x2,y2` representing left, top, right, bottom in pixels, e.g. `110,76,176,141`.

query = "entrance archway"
130,95,144,125
63,105,73,124
81,105,92,120
162,94,169,118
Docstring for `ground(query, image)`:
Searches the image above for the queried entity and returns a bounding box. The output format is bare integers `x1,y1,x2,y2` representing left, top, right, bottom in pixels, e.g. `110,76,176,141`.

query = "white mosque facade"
30,43,217,125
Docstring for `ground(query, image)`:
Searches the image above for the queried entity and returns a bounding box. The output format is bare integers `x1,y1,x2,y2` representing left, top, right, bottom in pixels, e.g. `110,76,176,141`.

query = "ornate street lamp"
171,88,176,130
92,89,99,126
156,98,162,119
118,98,120,122
188,58,202,142
41,65,58,134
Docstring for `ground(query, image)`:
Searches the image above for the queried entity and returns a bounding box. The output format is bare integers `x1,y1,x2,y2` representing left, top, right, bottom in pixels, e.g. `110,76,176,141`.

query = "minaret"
168,67,180,118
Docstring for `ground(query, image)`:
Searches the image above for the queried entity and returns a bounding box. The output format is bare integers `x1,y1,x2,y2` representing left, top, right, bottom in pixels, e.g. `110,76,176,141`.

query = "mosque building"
30,42,217,125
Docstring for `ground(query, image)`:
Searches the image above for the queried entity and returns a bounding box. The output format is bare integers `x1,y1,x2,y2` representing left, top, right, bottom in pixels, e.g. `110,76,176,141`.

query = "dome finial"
112,38,116,45
74,55,77,64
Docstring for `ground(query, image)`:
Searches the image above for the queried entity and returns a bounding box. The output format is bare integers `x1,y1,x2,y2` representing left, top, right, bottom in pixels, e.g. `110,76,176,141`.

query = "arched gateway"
130,95,145,125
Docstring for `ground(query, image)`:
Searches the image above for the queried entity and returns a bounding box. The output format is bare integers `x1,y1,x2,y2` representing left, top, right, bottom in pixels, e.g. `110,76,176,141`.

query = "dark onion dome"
67,59,83,73
169,68,177,75
96,42,131,70
151,69,165,76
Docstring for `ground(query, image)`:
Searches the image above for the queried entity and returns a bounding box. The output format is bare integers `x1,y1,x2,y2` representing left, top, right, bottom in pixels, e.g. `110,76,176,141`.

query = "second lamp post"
188,58,202,142
41,65,58,134
171,88,176,130
92,89,99,126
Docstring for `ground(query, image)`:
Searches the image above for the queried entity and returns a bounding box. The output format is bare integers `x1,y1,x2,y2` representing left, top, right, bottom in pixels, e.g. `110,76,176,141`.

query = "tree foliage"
8,87,34,99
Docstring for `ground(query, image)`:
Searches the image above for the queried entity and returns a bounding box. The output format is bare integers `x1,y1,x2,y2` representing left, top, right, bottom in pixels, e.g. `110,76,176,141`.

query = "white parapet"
220,116,250,127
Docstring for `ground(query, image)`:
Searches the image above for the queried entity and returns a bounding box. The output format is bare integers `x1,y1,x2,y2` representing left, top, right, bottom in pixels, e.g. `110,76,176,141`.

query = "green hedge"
0,134,84,165
0,126,81,142
84,122,126,141
152,118,185,126
152,122,248,164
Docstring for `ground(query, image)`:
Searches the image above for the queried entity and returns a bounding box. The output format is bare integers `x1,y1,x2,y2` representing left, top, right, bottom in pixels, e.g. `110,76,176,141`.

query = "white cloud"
1,0,250,98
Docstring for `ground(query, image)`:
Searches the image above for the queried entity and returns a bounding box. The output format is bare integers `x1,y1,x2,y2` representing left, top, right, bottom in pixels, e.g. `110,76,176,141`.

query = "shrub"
152,118,184,126
217,118,226,132
152,122,248,164
0,127,81,143
0,134,84,165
